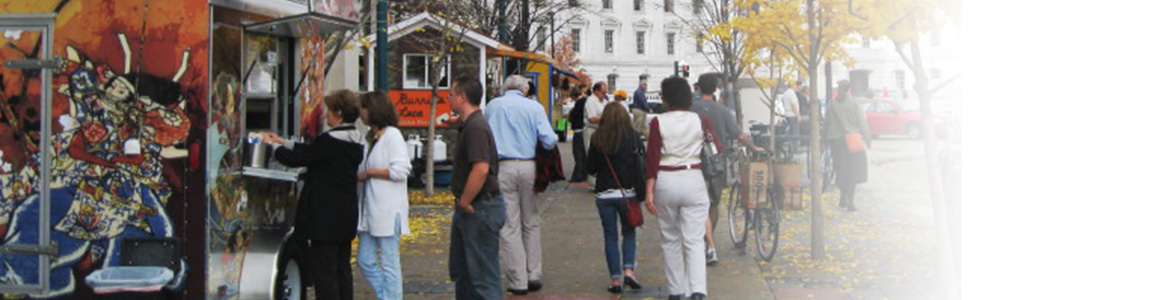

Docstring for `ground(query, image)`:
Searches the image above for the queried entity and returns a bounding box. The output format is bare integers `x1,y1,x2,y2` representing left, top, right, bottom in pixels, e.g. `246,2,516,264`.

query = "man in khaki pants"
484,75,558,295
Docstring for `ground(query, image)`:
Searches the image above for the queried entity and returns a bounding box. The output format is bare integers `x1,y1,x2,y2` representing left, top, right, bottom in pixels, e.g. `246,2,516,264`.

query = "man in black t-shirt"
448,75,506,300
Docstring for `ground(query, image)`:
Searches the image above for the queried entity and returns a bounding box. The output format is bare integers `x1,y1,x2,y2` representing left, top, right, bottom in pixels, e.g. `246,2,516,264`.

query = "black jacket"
586,128,646,201
569,96,587,130
274,125,364,242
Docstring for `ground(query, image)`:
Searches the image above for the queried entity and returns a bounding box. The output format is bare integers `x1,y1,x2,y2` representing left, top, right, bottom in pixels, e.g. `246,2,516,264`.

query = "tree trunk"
426,76,439,197
805,0,825,261
807,61,825,261
909,38,958,300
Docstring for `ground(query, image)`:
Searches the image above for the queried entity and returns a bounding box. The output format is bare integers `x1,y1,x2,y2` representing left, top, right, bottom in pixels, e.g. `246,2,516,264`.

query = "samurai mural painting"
0,0,208,298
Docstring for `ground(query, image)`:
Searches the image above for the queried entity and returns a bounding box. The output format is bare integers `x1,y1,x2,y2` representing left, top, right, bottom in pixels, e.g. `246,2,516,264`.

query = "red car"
859,98,948,139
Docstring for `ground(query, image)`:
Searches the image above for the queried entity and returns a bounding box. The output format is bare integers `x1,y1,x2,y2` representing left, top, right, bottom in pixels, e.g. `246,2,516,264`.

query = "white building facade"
547,0,715,92
823,25,962,102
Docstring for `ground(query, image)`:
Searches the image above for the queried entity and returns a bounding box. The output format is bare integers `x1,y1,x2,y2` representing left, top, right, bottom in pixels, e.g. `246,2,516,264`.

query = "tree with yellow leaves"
847,0,961,299
729,0,868,261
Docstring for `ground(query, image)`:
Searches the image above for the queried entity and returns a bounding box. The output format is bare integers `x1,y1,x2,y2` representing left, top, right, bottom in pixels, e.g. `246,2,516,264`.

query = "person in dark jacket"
263,90,365,300
824,80,870,211
568,84,590,186
586,102,645,294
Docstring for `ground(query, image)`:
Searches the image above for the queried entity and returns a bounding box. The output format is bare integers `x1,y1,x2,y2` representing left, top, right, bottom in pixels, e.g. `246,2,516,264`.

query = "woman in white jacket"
356,92,412,300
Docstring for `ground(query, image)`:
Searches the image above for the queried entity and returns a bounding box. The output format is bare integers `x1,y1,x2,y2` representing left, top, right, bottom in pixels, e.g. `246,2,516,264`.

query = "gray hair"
502,75,530,93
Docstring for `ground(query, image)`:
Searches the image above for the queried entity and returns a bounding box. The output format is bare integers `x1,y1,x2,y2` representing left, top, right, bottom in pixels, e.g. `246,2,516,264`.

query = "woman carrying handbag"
824,79,871,211
586,102,646,294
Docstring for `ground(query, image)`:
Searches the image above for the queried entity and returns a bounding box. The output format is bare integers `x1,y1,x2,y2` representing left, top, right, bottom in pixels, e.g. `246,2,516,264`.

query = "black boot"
668,295,684,300
844,187,857,211
690,293,707,300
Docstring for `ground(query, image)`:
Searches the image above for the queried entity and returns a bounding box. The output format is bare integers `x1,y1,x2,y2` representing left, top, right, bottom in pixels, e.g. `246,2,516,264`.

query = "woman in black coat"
824,80,871,211
586,102,646,294
263,90,365,300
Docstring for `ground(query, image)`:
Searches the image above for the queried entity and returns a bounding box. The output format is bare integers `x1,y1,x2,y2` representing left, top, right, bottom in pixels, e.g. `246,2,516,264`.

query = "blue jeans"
449,195,506,300
357,215,403,300
596,197,637,279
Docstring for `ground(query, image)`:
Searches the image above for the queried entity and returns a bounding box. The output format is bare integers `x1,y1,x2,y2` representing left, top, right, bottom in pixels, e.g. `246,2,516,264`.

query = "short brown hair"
661,76,692,109
361,92,398,128
452,75,483,106
325,89,361,123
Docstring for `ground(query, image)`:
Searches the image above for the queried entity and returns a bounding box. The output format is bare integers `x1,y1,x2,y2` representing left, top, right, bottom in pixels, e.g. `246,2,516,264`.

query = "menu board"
388,90,457,128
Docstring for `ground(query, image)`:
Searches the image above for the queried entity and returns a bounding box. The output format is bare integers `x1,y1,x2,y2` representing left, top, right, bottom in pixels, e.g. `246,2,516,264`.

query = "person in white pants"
644,76,711,300
484,75,559,295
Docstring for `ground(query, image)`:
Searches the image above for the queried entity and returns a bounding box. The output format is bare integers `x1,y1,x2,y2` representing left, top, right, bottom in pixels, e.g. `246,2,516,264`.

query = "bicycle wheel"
754,185,782,262
727,181,749,249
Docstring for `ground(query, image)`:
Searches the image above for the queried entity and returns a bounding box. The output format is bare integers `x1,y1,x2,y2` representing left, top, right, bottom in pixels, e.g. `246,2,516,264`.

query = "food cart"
0,0,360,299
486,49,580,121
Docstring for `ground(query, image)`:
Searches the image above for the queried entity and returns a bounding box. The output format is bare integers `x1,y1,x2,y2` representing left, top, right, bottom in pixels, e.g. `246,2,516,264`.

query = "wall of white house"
554,0,713,92
550,1,960,102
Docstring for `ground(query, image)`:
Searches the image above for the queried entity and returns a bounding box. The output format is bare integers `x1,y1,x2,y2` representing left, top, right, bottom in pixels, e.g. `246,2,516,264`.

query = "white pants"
498,160,542,290
583,125,597,152
654,169,710,296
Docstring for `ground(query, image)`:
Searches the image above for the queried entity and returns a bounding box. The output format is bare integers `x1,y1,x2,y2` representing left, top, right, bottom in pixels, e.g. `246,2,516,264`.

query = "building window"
664,0,673,12
862,38,870,48
666,32,675,55
569,0,579,7
931,68,941,80
536,26,547,52
403,54,449,89
605,30,615,53
634,0,642,11
636,31,645,54
693,0,702,13
571,29,581,53
931,30,941,47
603,0,612,9
895,70,905,90
607,73,618,91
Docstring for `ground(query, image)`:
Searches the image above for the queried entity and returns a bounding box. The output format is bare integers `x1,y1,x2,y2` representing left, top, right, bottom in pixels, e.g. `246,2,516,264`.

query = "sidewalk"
759,138,948,300
390,142,775,299
354,139,949,300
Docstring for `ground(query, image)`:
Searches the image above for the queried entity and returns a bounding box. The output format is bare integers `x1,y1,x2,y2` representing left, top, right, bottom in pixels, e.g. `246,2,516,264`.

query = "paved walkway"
389,141,774,299
346,138,952,300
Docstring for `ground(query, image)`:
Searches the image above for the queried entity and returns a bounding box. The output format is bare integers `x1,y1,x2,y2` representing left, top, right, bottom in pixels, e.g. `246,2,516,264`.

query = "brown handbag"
602,153,643,227
845,133,866,152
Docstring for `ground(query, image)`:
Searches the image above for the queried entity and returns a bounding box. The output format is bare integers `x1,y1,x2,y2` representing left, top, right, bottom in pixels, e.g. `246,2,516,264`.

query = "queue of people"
252,71,866,300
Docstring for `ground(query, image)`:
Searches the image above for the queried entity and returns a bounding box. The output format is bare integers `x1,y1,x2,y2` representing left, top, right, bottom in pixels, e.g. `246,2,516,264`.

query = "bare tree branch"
848,0,868,20
893,42,915,70
931,73,961,94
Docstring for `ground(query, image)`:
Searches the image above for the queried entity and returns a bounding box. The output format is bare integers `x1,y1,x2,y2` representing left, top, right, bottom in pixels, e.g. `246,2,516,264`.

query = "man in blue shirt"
631,80,649,112
484,75,557,295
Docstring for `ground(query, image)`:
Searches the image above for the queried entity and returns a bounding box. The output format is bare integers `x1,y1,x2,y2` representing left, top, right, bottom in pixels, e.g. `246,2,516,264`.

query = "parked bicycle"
725,148,782,262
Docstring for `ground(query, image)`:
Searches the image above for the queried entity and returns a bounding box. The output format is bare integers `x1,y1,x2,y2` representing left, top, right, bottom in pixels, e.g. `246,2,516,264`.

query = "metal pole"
376,0,389,92
519,0,530,51
497,0,510,44
825,61,832,104
548,11,555,55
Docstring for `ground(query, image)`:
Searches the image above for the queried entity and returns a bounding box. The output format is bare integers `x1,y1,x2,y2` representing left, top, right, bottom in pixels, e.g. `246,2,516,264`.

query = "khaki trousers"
498,160,542,290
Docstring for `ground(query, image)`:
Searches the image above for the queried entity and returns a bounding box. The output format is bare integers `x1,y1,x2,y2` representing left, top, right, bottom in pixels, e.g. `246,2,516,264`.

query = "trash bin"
86,266,174,300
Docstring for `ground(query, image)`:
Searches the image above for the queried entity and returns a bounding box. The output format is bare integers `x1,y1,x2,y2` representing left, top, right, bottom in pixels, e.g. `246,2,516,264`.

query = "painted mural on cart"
0,1,208,297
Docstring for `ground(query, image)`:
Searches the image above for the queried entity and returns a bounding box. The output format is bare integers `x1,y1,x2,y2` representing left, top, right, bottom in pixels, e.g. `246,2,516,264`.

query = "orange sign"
388,90,457,127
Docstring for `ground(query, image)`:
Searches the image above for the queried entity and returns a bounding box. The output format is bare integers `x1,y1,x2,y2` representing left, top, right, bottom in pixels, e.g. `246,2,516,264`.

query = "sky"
963,0,1170,299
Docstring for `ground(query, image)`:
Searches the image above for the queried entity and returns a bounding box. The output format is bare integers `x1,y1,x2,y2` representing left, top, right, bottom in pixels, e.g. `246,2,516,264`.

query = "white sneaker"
706,248,718,265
